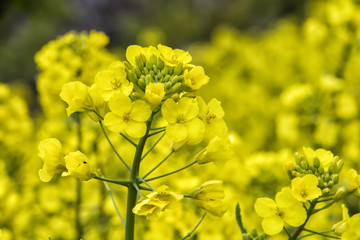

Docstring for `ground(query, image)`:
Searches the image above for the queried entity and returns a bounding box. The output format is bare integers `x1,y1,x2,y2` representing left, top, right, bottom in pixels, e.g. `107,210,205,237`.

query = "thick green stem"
289,199,317,240
125,114,153,240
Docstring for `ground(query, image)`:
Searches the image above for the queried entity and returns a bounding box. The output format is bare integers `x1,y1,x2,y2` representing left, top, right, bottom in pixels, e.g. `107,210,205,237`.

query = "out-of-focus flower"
347,169,360,194
303,147,333,171
195,136,233,165
189,180,227,218
254,187,306,235
60,81,94,116
197,96,228,137
104,93,151,138
38,138,66,182
333,204,350,235
291,174,322,202
133,185,183,219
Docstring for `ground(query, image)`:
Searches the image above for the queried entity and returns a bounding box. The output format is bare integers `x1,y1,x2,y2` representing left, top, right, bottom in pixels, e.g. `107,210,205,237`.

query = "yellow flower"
38,138,66,182
333,204,350,235
340,213,360,240
291,174,322,202
157,44,192,67
190,180,227,218
303,147,333,171
145,82,165,105
347,168,360,194
64,151,95,181
133,185,183,219
195,136,233,165
161,97,205,144
126,45,159,67
254,187,306,235
87,84,106,121
197,96,228,137
184,66,209,90
60,81,94,116
95,61,133,101
104,93,151,138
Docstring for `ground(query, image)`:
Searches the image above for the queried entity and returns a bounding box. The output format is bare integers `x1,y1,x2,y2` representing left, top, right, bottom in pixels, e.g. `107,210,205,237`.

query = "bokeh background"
1,0,360,239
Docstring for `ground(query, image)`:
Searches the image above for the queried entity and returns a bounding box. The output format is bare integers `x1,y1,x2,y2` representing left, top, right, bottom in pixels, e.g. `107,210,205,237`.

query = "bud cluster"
125,53,185,97
288,152,344,195
242,228,266,240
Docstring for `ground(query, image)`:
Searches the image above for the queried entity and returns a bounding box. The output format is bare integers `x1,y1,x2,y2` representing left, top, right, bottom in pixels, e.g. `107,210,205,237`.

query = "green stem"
75,179,84,240
180,212,207,240
99,121,131,171
136,176,154,190
314,201,334,213
144,160,197,182
284,227,291,238
93,110,104,120
141,132,166,161
298,229,339,239
150,126,166,131
98,173,126,227
120,133,137,147
142,150,174,179
125,114,153,240
235,203,247,234
94,175,131,187
289,199,317,240
148,129,165,137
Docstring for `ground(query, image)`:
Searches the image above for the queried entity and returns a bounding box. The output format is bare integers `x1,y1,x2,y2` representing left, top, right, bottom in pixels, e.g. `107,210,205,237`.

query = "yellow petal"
131,100,151,122
126,45,144,66
178,97,199,120
284,204,307,226
125,120,147,139
254,198,277,218
208,98,225,118
275,187,298,208
166,123,187,142
108,93,131,115
186,118,205,145
162,99,178,123
104,112,126,133
262,215,284,235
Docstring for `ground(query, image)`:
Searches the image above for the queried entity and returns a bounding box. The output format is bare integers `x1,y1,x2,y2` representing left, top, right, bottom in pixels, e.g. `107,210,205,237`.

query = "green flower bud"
333,186,346,202
123,61,132,70
336,159,344,172
171,75,181,84
318,166,324,174
172,82,182,93
327,180,334,188
156,71,163,80
322,188,331,195
300,160,308,170
157,57,165,69
145,75,154,85
134,67,142,78
143,67,149,75
295,165,302,172
324,172,330,181
173,62,183,75
318,177,325,188
313,156,320,168
295,152,301,165
135,55,144,70
258,233,266,240
329,162,338,174
332,174,339,184
150,54,157,66
127,70,138,83
152,64,158,73
165,82,172,90
251,228,257,237
168,66,174,75
309,164,315,172
163,75,171,83
149,70,155,78
145,60,152,70
138,76,146,89
162,67,169,75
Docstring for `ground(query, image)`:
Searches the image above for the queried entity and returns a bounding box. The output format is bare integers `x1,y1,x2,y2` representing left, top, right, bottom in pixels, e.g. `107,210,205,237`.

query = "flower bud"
152,64,158,73
135,54,144,70
143,67,149,75
64,151,95,181
334,187,346,202
336,159,344,172
145,82,165,105
318,166,324,174
150,53,157,66
329,162,338,174
250,228,258,237
173,62,183,75
145,74,154,85
295,152,302,165
313,156,320,168
332,174,339,184
127,69,138,83
300,161,308,170
134,67,142,78
145,60,152,70
322,187,331,195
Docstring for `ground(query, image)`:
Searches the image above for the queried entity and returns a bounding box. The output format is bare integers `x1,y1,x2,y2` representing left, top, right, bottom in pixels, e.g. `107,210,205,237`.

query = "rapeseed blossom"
291,174,322,202
189,180,227,217
38,138,66,182
161,97,205,144
184,66,209,90
347,168,360,194
303,147,334,171
157,44,192,67
254,187,306,235
195,136,233,165
104,93,151,138
64,151,95,181
95,61,133,101
133,185,183,219
145,82,165,105
60,81,93,116
125,45,159,66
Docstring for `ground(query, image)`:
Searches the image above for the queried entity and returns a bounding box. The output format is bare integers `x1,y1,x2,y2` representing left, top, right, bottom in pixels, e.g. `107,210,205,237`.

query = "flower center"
276,207,286,218
206,114,217,124
176,113,186,123
301,190,308,198
110,77,122,89
123,112,132,122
